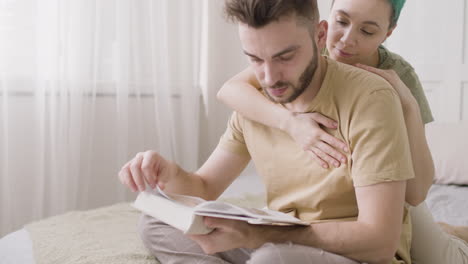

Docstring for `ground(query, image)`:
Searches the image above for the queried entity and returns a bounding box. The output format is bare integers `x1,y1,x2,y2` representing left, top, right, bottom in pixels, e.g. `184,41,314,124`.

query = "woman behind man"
217,0,468,263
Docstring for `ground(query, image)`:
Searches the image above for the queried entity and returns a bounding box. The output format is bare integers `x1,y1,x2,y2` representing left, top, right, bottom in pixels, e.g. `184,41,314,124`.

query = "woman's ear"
383,25,396,42
316,20,328,50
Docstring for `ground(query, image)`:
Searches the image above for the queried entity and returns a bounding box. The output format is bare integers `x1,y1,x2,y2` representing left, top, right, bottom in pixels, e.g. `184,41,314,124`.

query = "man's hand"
283,112,349,169
189,217,264,254
118,150,176,192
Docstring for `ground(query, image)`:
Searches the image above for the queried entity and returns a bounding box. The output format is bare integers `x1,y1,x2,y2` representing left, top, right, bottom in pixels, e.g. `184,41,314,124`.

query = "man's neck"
283,56,328,113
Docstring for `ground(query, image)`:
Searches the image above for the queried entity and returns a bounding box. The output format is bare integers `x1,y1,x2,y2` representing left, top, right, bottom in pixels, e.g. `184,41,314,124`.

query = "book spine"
184,214,213,235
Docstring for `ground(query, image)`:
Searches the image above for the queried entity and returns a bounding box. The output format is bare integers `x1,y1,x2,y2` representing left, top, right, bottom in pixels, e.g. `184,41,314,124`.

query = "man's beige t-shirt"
219,58,415,263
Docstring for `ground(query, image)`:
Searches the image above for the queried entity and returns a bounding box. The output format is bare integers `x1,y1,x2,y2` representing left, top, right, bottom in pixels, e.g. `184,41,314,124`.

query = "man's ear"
316,20,328,50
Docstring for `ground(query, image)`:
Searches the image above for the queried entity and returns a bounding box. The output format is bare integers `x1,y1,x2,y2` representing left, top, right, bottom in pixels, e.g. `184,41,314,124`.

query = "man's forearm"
163,164,210,199
258,220,398,264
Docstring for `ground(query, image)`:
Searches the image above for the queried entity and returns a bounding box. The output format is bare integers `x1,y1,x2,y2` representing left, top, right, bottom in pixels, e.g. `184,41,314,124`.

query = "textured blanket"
26,203,158,264
25,194,266,264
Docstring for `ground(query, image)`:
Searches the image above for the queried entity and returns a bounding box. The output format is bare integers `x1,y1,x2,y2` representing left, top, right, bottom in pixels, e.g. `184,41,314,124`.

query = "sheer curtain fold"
0,0,204,237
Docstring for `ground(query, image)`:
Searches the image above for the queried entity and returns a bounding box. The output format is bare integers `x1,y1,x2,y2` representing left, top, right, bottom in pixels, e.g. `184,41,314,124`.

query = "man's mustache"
266,81,291,89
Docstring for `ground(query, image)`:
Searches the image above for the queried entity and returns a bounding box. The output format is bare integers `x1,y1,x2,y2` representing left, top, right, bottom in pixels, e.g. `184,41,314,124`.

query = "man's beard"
264,43,319,104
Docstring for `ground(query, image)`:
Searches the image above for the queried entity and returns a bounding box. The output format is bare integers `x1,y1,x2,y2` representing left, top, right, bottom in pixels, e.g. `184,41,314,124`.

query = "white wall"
318,0,332,20
385,0,468,123
198,1,248,164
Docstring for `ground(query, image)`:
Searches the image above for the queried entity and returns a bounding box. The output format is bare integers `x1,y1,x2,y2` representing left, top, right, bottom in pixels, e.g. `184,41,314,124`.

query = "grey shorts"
138,214,360,264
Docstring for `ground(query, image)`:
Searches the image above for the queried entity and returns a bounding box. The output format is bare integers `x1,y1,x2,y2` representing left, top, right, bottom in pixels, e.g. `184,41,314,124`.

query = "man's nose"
263,63,280,87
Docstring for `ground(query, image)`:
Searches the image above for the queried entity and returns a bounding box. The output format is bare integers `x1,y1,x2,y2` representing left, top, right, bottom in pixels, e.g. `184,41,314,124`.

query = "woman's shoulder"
378,45,415,75
378,45,423,87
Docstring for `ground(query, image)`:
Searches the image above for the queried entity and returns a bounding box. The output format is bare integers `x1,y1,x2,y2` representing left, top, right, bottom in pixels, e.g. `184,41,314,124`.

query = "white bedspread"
0,229,35,264
426,184,468,226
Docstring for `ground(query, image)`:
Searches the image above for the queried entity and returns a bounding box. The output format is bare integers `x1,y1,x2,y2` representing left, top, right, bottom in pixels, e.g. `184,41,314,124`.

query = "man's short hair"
224,0,319,28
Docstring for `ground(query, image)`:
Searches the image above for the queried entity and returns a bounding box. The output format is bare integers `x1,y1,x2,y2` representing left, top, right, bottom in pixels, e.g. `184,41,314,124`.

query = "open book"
132,187,309,235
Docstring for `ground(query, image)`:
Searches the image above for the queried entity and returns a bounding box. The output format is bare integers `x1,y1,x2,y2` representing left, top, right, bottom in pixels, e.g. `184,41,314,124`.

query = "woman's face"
327,0,394,66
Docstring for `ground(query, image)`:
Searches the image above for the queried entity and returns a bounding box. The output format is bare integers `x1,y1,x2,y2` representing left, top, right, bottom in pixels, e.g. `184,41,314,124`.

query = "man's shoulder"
327,59,394,96
229,110,268,130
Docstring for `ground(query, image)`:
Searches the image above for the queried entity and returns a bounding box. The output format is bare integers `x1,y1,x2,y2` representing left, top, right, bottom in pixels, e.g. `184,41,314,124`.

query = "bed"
1,123,467,264
0,194,266,264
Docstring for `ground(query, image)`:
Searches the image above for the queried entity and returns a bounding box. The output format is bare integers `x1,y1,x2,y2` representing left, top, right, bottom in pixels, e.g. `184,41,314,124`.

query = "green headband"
390,0,406,27
331,0,406,28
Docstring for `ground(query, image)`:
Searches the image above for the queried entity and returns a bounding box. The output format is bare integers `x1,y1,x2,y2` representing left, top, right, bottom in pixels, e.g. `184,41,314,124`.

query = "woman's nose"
340,29,356,47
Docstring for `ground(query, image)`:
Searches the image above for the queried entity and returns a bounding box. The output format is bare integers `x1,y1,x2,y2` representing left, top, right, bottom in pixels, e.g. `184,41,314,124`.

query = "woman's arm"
217,67,292,131
356,64,435,205
402,101,435,205
217,67,349,168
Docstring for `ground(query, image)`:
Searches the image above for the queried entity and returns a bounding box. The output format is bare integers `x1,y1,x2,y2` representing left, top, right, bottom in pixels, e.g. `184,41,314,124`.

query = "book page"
194,201,307,225
138,188,307,227
196,202,271,217
155,187,206,208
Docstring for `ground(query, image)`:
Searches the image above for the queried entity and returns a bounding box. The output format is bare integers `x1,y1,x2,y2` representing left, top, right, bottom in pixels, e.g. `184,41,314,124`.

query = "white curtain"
0,0,205,236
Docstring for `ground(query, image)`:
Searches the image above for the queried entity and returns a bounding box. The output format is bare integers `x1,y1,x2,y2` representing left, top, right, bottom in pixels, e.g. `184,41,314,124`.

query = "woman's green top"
377,45,434,124
323,45,434,124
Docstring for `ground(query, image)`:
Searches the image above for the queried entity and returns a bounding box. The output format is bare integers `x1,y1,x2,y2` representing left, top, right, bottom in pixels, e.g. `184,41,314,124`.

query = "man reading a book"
118,0,413,263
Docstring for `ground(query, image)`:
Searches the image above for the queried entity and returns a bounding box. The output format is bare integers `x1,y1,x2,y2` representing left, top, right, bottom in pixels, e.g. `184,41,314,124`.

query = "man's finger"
119,166,138,192
130,153,146,192
141,151,157,188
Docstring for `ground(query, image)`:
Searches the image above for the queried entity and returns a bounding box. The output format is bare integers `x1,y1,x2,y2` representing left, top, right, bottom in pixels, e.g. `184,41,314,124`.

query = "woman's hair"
224,0,319,28
331,0,406,29
389,0,406,28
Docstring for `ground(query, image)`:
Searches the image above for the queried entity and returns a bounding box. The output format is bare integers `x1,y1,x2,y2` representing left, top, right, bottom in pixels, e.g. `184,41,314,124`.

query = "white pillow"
425,122,468,185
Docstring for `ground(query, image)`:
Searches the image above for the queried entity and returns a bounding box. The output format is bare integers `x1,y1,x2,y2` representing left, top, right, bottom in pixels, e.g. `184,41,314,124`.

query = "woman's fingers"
316,141,347,166
310,144,341,168
355,63,380,73
309,112,338,129
307,140,348,168
290,112,349,168
320,132,349,154
311,147,336,169
308,149,329,169
355,63,394,83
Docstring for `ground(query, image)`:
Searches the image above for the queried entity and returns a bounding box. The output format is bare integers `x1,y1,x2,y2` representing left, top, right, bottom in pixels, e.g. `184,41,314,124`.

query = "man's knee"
137,214,232,263
248,243,294,264
137,214,151,243
137,214,207,253
248,243,359,264
137,214,169,251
